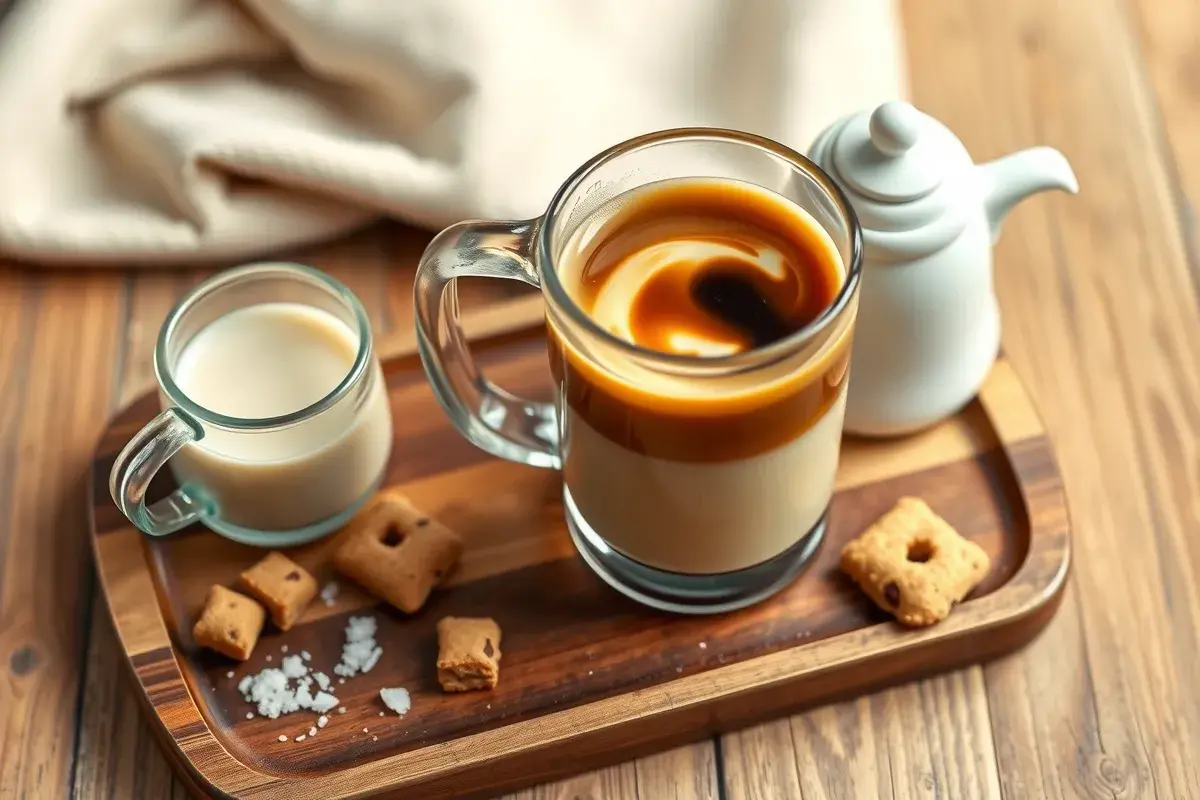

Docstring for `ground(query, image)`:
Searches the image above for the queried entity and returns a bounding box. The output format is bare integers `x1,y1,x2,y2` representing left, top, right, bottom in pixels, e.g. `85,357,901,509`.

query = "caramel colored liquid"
567,178,842,358
552,178,853,463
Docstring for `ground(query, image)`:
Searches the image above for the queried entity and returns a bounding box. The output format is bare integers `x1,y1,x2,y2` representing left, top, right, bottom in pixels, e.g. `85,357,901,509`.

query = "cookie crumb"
333,492,463,613
237,552,318,631
193,585,265,661
436,617,502,692
840,497,991,627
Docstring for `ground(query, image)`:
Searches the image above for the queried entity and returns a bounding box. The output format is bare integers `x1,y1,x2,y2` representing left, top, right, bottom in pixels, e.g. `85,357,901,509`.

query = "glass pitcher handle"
109,407,209,535
414,220,561,469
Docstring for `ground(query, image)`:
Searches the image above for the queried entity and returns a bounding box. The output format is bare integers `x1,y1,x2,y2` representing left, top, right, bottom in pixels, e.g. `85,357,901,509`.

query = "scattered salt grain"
338,707,346,714
295,734,306,742
380,687,411,717
280,654,308,679
246,712,254,719
362,727,369,733
338,678,345,685
372,735,378,742
238,661,339,720
301,650,311,662
320,581,340,607
310,691,339,713
486,704,491,710
281,644,288,653
313,671,331,692
278,735,288,743
317,715,329,728
308,726,317,737
265,654,272,662
334,616,382,677
587,670,593,676
676,666,683,674
226,670,235,679
698,642,707,649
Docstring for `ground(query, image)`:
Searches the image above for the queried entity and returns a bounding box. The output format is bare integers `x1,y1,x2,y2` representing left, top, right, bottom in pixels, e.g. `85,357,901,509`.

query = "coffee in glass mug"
416,129,861,613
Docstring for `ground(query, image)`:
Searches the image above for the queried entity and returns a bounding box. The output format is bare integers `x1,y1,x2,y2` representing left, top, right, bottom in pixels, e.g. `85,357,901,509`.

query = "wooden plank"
0,269,124,798
904,0,1200,797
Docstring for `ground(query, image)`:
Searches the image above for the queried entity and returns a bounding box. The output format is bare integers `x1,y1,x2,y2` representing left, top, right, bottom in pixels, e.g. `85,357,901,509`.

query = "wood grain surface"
86,318,1066,797
1,0,1198,796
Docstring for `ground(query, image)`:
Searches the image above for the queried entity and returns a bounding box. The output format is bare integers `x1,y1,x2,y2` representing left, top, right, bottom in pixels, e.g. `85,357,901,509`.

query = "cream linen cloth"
0,0,907,266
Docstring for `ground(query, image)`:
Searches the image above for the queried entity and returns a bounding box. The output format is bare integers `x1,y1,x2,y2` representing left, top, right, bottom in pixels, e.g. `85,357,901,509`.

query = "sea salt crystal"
380,687,411,717
317,715,329,728
311,691,339,713
320,581,340,607
334,616,382,677
313,672,331,692
281,655,308,679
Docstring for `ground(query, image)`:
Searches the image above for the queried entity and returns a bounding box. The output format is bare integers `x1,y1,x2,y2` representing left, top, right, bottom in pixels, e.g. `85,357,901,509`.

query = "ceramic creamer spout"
978,146,1078,242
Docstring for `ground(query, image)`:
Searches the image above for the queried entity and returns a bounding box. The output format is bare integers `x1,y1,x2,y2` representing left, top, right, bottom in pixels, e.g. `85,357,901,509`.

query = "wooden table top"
3,0,1199,797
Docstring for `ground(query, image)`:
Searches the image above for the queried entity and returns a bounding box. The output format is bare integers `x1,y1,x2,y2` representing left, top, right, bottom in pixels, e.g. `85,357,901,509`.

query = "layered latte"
550,177,854,575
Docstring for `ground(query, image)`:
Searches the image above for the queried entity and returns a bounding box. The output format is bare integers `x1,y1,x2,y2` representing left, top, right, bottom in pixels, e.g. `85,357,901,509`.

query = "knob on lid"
831,101,944,202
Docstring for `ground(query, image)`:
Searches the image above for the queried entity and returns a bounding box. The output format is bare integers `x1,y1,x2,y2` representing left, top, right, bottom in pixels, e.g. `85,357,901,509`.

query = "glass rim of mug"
154,261,374,432
537,126,864,371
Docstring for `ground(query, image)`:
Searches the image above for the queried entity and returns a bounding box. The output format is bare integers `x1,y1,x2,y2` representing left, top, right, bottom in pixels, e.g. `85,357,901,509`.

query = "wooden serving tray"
88,302,1070,800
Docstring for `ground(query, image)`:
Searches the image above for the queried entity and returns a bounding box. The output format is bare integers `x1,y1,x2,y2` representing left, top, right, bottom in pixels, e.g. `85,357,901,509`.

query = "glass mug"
416,129,862,613
109,263,393,546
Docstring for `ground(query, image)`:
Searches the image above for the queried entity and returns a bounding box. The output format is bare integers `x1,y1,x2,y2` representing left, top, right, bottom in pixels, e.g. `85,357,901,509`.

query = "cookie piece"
237,551,318,631
840,497,990,627
436,616,502,692
193,585,265,660
333,492,463,613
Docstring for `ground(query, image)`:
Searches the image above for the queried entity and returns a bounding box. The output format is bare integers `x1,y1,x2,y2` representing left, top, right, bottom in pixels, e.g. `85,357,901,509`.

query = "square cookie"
437,616,502,692
333,491,463,614
193,585,265,660
237,551,318,631
840,497,991,628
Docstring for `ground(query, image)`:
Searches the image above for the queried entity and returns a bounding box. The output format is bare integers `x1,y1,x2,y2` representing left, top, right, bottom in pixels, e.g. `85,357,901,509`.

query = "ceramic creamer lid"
809,101,974,260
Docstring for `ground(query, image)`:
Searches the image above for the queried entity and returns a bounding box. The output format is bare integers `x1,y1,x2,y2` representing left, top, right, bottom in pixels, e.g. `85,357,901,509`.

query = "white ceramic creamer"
809,101,1079,436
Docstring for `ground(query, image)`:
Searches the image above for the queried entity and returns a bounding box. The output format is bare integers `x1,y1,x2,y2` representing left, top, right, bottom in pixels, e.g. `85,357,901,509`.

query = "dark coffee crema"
551,177,854,462
567,178,842,358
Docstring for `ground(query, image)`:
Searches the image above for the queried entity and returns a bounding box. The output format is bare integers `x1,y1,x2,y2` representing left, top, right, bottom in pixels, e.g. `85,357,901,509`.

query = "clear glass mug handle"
414,220,561,469
109,407,210,535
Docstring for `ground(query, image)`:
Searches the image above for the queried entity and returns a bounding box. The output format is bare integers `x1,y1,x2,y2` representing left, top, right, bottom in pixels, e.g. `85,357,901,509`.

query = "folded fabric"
0,0,907,266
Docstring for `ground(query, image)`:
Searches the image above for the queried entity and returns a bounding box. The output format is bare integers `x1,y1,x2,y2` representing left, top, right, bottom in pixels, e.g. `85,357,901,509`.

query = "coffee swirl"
564,179,843,357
